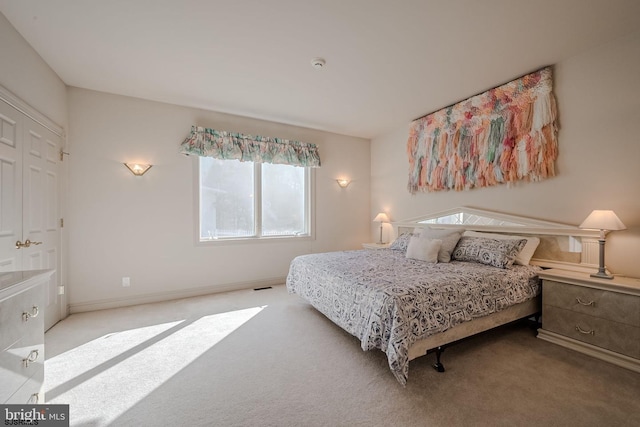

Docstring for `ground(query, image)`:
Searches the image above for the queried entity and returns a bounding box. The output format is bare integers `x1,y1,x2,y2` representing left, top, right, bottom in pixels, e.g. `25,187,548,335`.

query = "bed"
286,208,601,385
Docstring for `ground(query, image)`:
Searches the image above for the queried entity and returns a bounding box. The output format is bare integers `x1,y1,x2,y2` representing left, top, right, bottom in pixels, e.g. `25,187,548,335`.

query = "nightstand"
537,269,640,373
362,243,390,249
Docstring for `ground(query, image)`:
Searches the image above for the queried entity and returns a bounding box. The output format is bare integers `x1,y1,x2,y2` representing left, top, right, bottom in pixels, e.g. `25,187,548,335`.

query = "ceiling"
2,0,640,139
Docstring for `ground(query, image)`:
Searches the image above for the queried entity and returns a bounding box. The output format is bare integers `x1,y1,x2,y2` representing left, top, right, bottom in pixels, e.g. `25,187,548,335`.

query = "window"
199,157,311,241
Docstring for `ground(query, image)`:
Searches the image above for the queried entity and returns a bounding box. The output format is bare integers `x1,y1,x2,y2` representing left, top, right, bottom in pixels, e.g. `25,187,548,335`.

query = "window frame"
194,157,315,245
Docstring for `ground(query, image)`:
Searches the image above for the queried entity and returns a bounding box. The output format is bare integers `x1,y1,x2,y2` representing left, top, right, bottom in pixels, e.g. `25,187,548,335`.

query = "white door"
0,99,63,330
0,101,23,272
22,117,62,330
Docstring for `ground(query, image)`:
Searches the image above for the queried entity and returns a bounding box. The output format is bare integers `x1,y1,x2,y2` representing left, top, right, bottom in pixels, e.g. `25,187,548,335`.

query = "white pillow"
406,236,442,263
462,231,540,265
414,227,464,263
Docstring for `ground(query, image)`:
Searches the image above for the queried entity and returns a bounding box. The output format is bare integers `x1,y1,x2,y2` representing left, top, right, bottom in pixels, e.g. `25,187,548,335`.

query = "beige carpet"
45,285,640,426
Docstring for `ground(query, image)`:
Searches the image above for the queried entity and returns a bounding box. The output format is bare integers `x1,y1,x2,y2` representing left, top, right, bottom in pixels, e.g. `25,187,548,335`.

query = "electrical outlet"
122,277,130,287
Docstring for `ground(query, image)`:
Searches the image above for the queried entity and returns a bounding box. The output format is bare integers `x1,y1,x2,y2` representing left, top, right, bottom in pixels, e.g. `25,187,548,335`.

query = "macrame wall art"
407,67,558,193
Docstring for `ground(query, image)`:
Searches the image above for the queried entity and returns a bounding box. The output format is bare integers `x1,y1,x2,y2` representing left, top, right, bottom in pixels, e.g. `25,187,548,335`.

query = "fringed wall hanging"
407,67,558,193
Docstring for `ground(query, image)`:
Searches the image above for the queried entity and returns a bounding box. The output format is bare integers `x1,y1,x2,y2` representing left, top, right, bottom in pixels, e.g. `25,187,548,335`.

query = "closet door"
22,118,61,330
0,96,63,330
0,101,23,272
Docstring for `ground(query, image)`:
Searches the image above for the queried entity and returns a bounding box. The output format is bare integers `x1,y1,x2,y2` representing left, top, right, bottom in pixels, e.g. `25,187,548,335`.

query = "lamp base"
591,239,613,279
590,271,614,280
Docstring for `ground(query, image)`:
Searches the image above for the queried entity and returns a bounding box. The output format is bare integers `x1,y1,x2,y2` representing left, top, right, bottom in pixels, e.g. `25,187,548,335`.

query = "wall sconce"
336,178,351,188
124,163,152,176
579,209,626,279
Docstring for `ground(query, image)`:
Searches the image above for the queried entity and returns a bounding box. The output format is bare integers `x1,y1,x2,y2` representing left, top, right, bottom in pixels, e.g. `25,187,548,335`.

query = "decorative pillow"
389,232,414,252
416,228,464,263
406,237,442,263
452,236,527,269
462,231,540,265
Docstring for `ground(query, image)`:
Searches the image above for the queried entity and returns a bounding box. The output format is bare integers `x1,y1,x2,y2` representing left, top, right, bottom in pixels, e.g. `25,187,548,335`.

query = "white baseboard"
68,276,287,314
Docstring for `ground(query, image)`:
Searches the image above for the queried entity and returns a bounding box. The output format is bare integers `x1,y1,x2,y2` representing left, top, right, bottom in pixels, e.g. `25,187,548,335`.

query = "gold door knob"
15,239,43,249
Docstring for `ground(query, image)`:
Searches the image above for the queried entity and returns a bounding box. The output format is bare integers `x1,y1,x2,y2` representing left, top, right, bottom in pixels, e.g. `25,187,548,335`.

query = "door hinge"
59,149,69,161
60,218,64,228
58,285,65,295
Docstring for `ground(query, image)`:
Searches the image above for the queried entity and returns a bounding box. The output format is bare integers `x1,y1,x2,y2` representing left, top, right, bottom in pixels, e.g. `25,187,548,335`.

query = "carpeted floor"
45,285,640,427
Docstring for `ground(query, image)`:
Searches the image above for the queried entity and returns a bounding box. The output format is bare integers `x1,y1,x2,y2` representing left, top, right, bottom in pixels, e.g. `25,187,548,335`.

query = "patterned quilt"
286,249,541,385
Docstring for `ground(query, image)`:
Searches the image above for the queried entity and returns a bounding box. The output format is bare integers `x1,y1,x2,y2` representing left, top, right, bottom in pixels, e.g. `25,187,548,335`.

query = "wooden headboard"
392,207,601,273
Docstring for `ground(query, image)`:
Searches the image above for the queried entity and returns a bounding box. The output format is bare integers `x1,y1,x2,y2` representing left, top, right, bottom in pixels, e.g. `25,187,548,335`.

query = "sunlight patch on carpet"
45,306,265,426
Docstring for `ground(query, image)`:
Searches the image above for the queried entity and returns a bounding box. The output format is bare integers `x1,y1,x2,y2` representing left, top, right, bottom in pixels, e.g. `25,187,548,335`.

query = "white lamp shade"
579,210,626,231
373,212,390,223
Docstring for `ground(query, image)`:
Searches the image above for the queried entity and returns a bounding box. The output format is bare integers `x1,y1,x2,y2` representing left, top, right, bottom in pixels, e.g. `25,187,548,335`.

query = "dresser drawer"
3,365,44,404
543,280,640,326
543,305,640,358
0,285,44,350
0,338,45,403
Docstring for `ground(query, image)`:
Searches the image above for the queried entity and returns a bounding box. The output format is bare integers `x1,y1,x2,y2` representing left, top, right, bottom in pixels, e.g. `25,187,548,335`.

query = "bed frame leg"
433,346,445,372
528,313,542,330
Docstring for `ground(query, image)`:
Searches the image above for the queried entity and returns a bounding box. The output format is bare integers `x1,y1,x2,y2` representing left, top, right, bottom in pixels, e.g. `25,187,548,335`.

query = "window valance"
180,126,321,167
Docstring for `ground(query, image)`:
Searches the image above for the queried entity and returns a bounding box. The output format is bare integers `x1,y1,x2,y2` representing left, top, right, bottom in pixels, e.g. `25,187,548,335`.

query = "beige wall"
4,7,639,313
0,13,70,315
0,13,67,127
371,32,640,278
66,88,370,309
2,11,370,311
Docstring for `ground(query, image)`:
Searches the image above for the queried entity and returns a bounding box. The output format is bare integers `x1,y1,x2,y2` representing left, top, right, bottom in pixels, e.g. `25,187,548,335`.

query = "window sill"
196,234,313,246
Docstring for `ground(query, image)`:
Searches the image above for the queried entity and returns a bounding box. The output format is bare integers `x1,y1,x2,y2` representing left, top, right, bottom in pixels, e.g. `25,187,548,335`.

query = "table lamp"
373,212,390,244
579,210,626,279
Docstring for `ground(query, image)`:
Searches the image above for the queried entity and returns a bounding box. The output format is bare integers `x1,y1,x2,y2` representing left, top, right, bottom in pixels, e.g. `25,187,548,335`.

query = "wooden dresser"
1,270,53,404
537,269,640,372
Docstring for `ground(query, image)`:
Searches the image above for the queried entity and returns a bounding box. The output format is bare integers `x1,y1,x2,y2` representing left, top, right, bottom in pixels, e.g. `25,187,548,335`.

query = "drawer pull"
575,325,595,335
22,305,40,322
576,297,595,307
23,349,39,367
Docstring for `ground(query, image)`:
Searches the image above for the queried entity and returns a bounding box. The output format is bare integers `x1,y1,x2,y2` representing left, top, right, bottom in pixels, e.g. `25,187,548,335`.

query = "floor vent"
253,286,273,291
